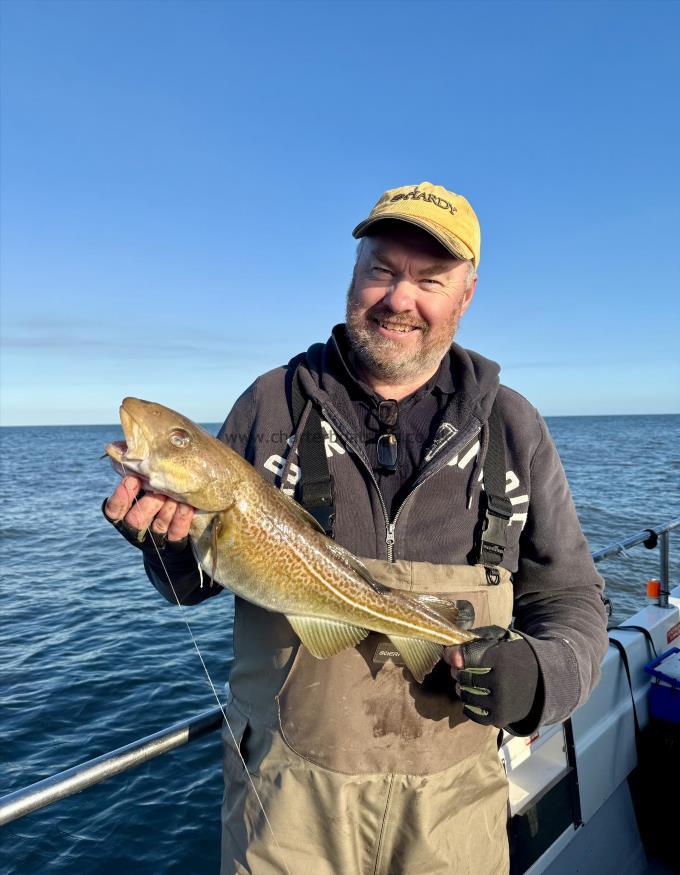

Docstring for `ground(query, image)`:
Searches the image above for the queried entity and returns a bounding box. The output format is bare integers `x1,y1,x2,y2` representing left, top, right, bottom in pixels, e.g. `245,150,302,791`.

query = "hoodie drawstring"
280,399,313,494
466,420,489,510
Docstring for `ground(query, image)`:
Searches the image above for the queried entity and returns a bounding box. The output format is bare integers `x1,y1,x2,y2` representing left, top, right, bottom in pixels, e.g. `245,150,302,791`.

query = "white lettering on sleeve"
264,455,301,496
320,421,346,458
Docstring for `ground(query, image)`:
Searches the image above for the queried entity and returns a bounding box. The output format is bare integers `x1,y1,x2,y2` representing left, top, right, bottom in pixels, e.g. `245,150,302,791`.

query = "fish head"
105,397,237,511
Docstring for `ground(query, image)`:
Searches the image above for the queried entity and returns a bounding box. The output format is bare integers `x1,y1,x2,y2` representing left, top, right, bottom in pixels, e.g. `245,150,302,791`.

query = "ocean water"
1,415,679,874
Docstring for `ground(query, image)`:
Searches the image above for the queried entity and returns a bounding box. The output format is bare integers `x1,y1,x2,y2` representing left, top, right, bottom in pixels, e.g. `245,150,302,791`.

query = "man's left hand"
443,627,541,729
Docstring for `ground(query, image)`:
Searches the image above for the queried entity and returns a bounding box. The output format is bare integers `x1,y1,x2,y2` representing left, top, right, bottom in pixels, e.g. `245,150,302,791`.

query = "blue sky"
1,0,678,425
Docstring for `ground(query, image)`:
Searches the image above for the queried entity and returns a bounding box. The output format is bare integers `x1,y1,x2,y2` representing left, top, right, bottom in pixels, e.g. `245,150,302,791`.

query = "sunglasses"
376,399,399,472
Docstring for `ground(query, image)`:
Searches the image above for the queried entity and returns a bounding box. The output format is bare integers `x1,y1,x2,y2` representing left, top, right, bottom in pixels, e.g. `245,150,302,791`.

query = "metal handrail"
2,517,679,827
0,706,224,827
592,517,679,608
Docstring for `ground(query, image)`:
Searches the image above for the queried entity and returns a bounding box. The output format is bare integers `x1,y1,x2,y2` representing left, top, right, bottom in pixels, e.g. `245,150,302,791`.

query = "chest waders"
221,371,515,875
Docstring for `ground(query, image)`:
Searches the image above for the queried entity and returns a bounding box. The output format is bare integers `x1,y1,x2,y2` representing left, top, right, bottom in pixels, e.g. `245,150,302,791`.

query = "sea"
1,414,679,874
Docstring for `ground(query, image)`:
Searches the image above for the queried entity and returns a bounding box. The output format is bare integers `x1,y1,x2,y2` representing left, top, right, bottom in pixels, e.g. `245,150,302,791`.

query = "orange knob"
646,579,661,599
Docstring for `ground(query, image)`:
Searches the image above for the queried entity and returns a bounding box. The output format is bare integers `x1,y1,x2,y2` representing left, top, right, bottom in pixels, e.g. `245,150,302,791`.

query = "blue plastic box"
644,647,680,724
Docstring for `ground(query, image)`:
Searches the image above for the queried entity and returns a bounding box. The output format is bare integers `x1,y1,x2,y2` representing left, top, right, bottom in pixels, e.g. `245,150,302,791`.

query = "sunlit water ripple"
1,415,678,873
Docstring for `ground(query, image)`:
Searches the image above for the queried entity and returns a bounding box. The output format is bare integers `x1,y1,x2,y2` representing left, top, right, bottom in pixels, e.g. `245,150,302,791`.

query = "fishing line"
119,467,293,875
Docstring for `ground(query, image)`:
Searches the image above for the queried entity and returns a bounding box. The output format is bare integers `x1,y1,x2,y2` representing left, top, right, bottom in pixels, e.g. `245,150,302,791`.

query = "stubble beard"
345,280,463,385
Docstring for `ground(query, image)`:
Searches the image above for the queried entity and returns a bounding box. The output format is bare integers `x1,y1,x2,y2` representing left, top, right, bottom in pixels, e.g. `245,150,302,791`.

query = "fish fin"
191,506,235,586
210,515,223,582
386,635,443,683
408,594,479,630
324,542,392,594
286,615,370,658
278,492,327,535
211,505,240,550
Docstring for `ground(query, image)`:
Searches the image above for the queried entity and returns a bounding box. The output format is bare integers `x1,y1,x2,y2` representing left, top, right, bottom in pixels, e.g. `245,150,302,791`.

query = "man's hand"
443,627,541,730
103,475,194,552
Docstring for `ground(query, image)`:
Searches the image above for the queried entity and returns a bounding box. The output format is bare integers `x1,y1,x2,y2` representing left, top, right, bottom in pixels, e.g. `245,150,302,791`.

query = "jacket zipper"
321,403,481,562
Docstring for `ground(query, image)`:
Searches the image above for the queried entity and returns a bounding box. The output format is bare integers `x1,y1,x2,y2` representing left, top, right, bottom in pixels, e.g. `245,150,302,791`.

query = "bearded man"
104,182,608,874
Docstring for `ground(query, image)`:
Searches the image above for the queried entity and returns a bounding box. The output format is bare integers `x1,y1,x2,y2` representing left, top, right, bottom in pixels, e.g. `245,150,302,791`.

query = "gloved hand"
443,626,542,730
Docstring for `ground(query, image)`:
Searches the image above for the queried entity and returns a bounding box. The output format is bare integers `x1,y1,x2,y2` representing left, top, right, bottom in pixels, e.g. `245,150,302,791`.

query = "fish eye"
169,428,191,448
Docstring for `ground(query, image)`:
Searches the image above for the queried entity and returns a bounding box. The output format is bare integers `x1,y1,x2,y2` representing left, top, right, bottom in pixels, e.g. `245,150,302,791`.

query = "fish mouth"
105,403,151,475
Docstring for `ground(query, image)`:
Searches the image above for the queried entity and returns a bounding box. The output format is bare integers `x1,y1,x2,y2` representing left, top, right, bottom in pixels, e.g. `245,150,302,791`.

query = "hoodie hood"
293,324,501,436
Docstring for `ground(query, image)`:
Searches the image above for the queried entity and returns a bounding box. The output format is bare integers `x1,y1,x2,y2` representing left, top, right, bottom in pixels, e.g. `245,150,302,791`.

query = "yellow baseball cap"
352,181,481,267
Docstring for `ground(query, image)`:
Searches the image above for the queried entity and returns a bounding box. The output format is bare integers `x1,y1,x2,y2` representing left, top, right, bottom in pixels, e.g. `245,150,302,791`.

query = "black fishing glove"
457,626,543,733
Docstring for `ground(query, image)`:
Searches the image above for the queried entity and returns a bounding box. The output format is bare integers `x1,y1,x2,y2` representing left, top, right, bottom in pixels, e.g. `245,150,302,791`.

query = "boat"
1,518,679,874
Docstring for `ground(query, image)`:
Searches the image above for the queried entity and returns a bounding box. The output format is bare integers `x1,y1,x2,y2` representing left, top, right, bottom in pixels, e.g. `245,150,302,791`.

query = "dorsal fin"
324,541,391,594
277,494,389,594
278,491,327,535
409,594,461,625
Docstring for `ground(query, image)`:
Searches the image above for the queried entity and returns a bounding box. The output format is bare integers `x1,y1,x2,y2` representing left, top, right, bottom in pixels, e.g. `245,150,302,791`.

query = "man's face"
345,224,476,385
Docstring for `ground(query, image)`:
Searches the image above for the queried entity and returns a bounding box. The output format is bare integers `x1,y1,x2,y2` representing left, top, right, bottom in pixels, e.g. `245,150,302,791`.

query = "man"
104,182,609,874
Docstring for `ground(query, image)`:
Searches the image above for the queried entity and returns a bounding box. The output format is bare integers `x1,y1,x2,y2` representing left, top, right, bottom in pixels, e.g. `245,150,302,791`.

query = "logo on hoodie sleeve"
262,422,345,496
447,440,529,528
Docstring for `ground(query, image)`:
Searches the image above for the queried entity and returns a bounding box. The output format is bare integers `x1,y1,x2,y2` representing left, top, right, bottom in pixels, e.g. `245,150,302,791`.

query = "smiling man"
104,182,608,875
346,220,476,395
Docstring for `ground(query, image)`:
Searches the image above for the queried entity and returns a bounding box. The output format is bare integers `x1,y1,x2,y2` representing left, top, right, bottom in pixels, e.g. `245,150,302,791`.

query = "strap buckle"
486,493,513,520
479,494,513,565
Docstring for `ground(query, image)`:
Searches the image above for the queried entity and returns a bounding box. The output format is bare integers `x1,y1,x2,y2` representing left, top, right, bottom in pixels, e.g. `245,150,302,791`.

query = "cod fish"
106,397,477,681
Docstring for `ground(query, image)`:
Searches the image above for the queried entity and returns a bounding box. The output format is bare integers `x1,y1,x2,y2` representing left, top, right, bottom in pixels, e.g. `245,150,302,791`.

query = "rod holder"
659,529,670,609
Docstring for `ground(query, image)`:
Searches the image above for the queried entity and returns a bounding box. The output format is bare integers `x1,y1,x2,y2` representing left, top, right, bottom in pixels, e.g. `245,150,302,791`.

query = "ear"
460,273,477,315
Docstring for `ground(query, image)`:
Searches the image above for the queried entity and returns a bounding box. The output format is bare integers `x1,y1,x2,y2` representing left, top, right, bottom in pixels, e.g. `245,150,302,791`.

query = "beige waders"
221,560,514,875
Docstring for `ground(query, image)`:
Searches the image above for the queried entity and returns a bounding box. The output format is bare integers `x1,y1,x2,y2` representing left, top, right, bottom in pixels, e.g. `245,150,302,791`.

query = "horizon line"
1,411,679,429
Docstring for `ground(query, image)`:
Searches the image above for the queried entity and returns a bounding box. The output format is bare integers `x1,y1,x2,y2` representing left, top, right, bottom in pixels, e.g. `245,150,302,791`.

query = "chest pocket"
276,559,513,776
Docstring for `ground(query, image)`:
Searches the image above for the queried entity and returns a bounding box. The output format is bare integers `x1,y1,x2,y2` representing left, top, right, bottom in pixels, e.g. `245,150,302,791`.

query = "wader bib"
221,559,513,875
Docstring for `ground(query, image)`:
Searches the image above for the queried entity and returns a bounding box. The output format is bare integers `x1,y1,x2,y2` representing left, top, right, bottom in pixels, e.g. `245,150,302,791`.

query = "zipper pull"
485,566,501,586
385,523,396,562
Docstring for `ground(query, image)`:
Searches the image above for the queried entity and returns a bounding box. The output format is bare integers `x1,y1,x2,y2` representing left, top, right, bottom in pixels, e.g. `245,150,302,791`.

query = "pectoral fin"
192,506,237,585
286,615,370,658
386,636,444,683
210,515,223,582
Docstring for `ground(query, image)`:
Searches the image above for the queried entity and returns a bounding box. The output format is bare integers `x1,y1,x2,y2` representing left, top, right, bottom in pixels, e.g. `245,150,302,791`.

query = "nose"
383,279,417,313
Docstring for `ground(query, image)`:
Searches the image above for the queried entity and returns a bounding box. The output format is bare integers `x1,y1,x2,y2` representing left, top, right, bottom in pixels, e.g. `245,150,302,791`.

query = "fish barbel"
105,397,477,681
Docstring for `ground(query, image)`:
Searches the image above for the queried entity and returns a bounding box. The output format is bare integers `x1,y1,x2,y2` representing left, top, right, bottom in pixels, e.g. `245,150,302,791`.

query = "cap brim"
352,215,475,264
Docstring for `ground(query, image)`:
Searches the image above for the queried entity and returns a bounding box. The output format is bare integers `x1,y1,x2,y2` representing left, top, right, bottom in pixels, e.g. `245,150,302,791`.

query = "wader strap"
478,400,513,567
292,366,335,535
292,364,512,556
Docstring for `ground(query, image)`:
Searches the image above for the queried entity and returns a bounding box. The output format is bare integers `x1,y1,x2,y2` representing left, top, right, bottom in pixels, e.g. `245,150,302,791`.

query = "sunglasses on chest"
376,399,399,472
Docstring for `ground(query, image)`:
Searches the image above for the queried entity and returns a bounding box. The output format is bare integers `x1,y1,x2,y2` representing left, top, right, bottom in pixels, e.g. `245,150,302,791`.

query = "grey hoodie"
146,326,608,730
